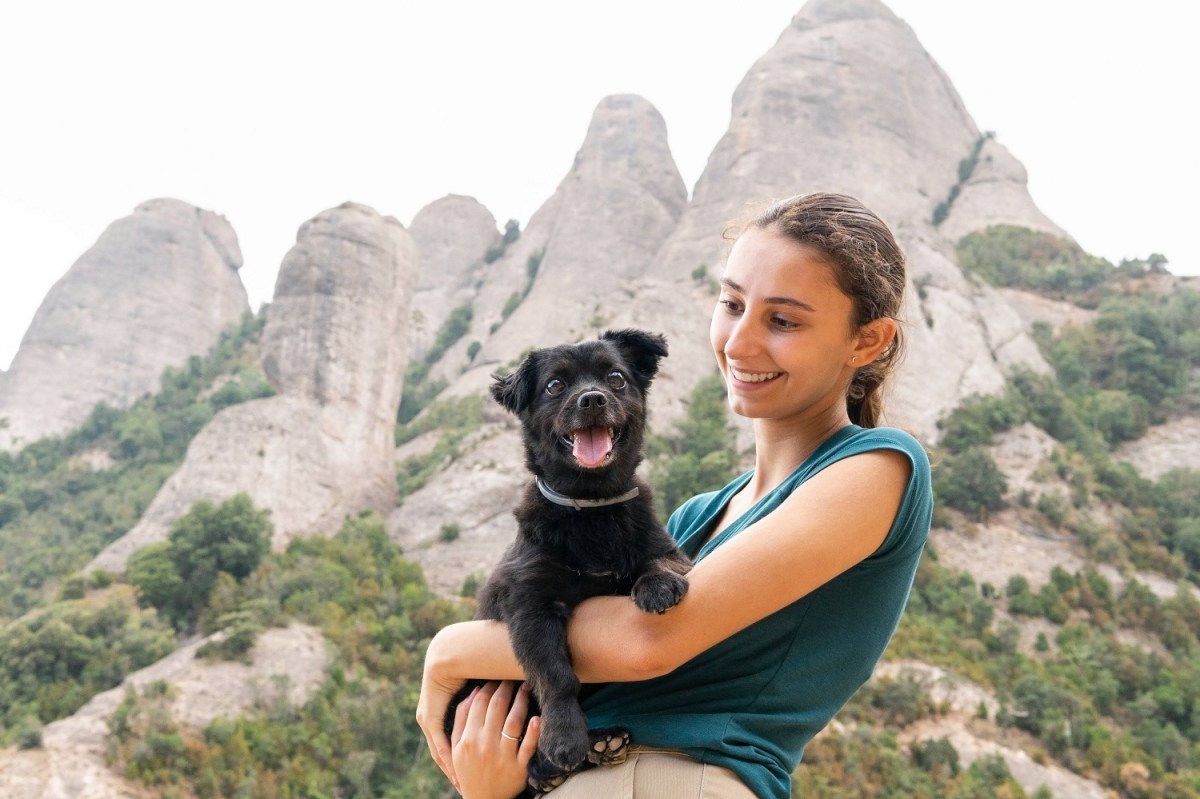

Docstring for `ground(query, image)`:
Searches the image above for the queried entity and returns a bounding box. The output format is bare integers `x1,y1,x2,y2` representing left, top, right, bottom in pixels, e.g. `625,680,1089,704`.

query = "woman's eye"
606,371,627,389
772,316,800,330
718,298,743,314
546,379,566,396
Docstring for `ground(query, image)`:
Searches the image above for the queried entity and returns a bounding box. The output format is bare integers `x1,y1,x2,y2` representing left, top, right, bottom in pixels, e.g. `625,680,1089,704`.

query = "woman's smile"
729,367,781,385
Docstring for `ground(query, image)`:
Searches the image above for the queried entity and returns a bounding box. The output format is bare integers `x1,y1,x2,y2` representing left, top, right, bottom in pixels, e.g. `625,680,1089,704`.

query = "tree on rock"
128,493,271,628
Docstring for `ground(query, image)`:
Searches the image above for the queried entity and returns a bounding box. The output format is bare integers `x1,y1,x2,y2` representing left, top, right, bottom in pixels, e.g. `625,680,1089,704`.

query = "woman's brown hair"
732,192,907,428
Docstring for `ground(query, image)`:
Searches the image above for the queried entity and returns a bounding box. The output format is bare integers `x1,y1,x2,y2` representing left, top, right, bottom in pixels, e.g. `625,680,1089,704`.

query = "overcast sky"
1,0,1195,371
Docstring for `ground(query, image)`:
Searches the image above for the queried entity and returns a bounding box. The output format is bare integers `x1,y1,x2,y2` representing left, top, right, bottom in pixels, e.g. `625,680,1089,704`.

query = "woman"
417,192,933,798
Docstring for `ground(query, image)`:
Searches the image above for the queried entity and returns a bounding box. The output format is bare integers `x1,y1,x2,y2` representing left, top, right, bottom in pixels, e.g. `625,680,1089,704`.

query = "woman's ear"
849,317,898,367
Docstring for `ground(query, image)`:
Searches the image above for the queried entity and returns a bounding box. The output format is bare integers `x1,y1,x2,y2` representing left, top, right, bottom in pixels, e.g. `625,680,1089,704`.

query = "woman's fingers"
466,681,498,731
518,715,541,766
450,686,479,746
504,682,531,740
487,680,517,732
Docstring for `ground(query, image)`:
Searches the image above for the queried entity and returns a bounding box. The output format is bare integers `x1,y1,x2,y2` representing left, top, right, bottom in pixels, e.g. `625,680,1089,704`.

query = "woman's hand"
416,627,469,787
451,681,541,799
416,621,531,788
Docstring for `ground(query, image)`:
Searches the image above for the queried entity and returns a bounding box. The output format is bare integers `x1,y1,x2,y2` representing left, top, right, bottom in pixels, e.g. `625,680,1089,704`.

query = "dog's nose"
577,390,607,409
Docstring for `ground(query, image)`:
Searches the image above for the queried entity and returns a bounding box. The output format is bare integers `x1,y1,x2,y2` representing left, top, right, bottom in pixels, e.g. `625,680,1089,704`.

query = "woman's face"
710,227,861,424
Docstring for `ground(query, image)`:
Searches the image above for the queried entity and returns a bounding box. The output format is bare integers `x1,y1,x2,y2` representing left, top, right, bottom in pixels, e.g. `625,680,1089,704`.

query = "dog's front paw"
527,755,573,797
632,570,688,614
538,709,591,771
587,727,631,765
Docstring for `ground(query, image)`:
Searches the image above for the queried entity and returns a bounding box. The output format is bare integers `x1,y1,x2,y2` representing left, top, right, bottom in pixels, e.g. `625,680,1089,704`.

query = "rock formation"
0,199,248,451
938,137,1070,243
90,203,416,572
476,94,688,362
389,94,688,592
407,195,500,363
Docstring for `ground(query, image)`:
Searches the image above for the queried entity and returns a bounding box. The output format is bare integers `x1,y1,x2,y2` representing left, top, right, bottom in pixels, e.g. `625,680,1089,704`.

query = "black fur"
451,329,691,792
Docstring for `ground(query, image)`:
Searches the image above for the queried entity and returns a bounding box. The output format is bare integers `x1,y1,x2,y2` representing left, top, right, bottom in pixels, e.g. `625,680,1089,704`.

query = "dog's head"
491,329,667,491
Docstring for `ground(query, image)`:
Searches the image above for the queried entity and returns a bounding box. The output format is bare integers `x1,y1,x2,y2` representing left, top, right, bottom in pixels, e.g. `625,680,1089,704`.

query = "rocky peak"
438,93,687,392
407,195,500,363
91,203,417,572
0,199,249,451
937,136,1070,242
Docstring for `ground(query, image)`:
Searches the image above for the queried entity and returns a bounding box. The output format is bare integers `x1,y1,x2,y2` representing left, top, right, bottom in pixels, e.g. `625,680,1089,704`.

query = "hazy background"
2,0,1195,370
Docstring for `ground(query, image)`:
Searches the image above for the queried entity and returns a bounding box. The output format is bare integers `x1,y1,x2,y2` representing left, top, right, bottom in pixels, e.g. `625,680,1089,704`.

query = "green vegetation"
498,249,545,323
107,512,467,798
395,394,484,498
0,309,271,622
399,304,473,425
957,225,1115,301
648,373,740,519
0,585,174,745
483,219,521,264
932,132,994,226
127,493,271,630
932,446,1008,522
796,726,1037,798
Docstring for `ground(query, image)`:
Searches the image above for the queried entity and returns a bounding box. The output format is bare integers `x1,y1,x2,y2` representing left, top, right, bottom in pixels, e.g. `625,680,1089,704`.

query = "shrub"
933,447,1007,522
956,224,1113,300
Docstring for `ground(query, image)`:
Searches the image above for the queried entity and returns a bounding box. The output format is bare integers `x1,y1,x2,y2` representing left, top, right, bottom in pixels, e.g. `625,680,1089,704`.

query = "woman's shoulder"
830,425,930,473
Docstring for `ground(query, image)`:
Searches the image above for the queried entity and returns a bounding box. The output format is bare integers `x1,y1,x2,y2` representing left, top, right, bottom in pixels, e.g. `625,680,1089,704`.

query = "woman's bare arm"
416,448,909,781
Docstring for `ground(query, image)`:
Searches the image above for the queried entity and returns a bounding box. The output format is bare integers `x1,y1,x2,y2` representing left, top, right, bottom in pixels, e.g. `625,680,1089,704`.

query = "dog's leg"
631,551,691,614
508,600,591,774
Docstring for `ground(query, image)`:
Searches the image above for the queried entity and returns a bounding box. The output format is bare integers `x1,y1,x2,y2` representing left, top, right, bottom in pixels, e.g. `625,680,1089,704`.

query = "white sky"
1,1,1196,371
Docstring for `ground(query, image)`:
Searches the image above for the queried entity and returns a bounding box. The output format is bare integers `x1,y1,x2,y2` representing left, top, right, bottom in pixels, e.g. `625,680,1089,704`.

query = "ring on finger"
500,731,520,742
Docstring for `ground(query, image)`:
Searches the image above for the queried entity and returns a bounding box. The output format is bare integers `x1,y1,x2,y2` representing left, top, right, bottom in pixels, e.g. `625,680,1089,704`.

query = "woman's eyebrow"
720,278,816,312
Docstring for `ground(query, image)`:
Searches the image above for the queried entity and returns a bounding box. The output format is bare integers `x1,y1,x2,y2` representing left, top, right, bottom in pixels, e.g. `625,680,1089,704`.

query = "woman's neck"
746,408,851,500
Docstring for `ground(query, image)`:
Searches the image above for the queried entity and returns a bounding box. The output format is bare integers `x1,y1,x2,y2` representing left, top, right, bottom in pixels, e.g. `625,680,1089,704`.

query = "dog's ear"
601,329,668,388
491,350,543,414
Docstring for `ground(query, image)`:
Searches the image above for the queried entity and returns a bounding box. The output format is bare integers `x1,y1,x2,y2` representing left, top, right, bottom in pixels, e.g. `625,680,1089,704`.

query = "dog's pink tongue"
572,427,613,467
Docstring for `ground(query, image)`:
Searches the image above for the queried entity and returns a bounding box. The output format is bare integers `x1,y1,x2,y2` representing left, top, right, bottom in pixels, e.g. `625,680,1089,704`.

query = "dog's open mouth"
563,426,619,468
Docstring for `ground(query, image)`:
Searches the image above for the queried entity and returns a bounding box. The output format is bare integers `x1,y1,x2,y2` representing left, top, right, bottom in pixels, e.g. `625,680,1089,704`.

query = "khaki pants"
546,747,758,798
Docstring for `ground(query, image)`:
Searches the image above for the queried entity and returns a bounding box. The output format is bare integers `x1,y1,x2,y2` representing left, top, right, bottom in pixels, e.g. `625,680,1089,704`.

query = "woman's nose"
723,315,760,359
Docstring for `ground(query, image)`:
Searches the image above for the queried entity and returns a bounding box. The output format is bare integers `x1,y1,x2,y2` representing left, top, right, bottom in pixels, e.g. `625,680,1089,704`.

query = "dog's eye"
546,379,566,396
606,371,627,389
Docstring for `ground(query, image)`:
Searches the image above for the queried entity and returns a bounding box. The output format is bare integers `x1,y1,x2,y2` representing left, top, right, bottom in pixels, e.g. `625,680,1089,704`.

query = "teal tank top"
582,425,932,799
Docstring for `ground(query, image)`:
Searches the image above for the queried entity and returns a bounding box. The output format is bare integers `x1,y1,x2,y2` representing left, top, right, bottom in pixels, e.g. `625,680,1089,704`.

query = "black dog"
458,329,691,792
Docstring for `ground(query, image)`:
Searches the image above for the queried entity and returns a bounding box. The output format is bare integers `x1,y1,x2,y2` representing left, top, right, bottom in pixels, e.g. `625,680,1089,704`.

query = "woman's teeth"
732,368,780,383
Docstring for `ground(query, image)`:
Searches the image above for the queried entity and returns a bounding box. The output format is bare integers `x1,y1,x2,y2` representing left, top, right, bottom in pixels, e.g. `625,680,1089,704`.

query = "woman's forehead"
723,230,842,298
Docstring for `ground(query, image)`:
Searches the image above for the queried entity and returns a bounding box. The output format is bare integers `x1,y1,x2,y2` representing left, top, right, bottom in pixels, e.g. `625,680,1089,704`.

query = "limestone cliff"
90,203,416,572
0,199,248,451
